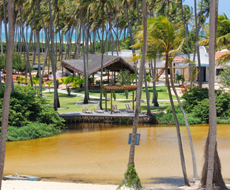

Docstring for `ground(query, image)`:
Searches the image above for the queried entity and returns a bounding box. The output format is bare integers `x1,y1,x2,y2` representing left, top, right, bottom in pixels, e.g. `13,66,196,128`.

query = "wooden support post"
182,68,184,76
93,73,94,91
62,66,63,77
108,70,109,83
111,90,113,114
132,89,134,110
105,89,107,111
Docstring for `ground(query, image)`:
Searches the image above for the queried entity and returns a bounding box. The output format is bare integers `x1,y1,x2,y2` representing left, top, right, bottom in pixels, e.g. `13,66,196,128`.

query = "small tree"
117,70,131,86
72,76,84,92
46,81,53,93
60,75,73,96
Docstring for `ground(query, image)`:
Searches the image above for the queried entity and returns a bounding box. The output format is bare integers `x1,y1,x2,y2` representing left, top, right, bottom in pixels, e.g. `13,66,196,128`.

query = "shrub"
0,85,64,128
192,99,209,123
6,123,63,141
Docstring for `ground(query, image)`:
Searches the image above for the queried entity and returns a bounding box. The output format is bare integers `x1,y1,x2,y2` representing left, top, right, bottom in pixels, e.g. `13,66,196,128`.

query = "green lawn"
73,86,180,100
43,89,178,114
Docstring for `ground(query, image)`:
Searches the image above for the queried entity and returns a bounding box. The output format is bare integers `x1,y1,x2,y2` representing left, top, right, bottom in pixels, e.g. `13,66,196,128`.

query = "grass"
43,89,178,114
73,86,181,100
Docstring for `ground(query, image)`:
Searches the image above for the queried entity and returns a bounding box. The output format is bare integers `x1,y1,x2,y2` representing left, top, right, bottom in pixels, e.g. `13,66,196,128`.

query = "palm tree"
0,0,14,188
200,1,228,189
148,16,190,186
119,1,147,189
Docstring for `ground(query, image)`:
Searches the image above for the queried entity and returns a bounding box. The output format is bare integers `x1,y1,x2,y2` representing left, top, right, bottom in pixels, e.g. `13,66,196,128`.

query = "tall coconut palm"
148,16,190,186
200,0,228,189
84,0,113,109
119,1,147,189
0,0,14,188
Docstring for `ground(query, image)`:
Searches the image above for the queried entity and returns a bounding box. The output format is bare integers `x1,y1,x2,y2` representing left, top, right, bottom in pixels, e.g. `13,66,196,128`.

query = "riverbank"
2,181,230,190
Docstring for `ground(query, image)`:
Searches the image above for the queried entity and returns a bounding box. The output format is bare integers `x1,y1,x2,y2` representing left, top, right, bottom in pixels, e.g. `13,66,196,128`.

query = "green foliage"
46,81,53,92
113,91,116,101
182,87,209,113
219,65,230,88
146,75,151,83
117,70,131,86
124,89,128,99
16,76,25,84
102,88,106,97
175,74,185,85
0,53,26,72
12,53,27,72
0,85,64,128
67,87,71,96
6,123,62,141
72,76,84,91
130,74,136,84
192,99,210,123
0,54,6,70
118,164,142,190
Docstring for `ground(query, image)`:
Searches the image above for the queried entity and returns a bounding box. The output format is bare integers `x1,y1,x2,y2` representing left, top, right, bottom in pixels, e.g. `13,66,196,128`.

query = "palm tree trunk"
169,60,198,180
144,68,151,115
180,0,191,82
0,0,14,188
81,9,89,104
194,0,202,89
201,1,227,189
128,0,147,166
0,21,3,55
99,11,105,110
48,0,58,110
151,58,159,106
165,51,190,186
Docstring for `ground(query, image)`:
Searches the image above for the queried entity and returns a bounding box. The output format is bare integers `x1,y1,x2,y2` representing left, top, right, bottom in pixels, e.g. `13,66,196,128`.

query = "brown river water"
3,123,230,186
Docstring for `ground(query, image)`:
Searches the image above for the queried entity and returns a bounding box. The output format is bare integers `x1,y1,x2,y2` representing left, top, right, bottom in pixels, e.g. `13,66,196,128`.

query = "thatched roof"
61,54,135,75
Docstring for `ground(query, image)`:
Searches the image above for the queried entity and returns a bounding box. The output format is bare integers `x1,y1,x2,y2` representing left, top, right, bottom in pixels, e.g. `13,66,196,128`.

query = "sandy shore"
2,181,118,190
2,181,230,190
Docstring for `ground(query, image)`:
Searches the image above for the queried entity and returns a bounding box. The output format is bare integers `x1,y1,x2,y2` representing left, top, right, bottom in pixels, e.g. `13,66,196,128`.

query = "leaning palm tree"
118,1,147,189
0,0,14,188
148,16,190,186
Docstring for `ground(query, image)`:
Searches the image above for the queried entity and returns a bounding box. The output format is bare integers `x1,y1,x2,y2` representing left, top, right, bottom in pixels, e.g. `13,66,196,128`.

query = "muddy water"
3,123,230,186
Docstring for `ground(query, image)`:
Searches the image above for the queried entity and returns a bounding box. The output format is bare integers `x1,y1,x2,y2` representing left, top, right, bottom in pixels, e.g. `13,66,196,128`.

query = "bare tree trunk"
151,58,159,106
48,0,58,110
194,0,202,89
180,0,191,83
144,68,151,115
128,0,147,167
201,1,228,189
0,0,14,188
81,9,89,104
165,51,190,186
169,60,198,180
99,13,105,110
0,21,3,55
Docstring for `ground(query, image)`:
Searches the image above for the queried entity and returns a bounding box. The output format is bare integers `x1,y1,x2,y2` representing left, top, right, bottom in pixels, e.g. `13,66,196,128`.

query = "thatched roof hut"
61,54,135,75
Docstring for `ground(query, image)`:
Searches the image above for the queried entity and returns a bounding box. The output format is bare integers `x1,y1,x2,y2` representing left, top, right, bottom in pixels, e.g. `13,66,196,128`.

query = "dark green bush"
0,85,64,128
182,87,209,112
6,123,62,141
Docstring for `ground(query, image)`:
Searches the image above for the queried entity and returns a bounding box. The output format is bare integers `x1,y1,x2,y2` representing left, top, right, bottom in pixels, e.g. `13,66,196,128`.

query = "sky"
184,0,230,18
